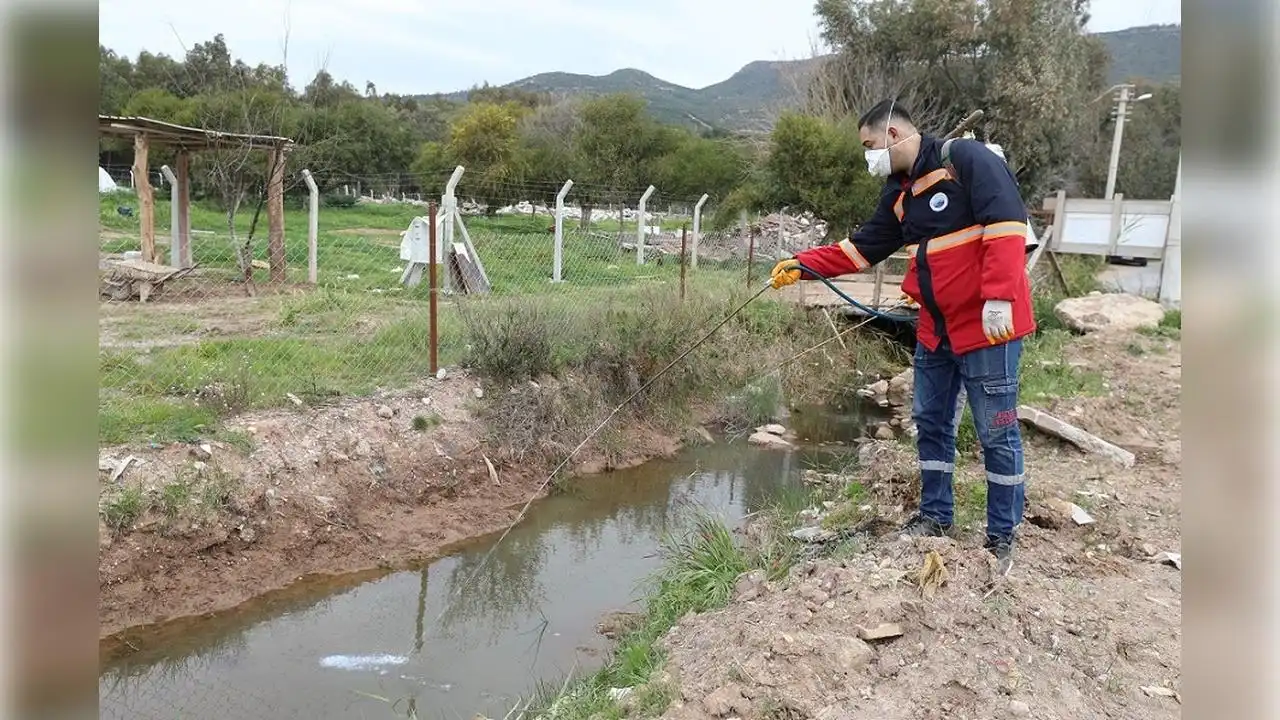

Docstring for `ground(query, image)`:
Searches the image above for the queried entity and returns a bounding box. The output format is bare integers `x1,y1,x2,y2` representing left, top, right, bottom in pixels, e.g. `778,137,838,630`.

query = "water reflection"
98,442,851,720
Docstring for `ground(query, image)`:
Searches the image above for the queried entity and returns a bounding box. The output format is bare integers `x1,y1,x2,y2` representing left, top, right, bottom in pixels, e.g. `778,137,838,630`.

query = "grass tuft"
101,485,148,533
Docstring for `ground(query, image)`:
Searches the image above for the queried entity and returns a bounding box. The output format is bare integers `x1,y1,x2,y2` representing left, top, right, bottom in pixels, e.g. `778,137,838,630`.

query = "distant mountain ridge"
441,24,1180,132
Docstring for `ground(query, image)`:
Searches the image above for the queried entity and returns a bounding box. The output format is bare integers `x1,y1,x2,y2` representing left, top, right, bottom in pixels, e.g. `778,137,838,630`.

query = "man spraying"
770,100,1036,575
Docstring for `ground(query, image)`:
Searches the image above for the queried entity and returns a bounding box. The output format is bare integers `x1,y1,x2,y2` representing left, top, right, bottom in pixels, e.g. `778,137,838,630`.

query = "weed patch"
101,485,148,533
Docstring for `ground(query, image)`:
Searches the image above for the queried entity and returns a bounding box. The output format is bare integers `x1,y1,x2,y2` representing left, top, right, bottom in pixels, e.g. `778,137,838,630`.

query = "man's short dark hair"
858,99,914,130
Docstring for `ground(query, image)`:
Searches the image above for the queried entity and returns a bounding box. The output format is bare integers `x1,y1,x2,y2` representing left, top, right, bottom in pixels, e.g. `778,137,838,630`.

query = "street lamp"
1099,84,1153,199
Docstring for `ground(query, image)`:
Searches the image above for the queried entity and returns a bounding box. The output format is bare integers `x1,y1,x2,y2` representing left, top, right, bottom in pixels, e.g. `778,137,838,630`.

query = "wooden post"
746,224,757,288
267,143,287,284
428,202,439,375
133,134,156,263
176,152,192,268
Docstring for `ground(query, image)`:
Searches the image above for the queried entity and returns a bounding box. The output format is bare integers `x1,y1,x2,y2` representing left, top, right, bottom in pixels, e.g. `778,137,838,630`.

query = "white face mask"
864,132,918,177
863,100,916,177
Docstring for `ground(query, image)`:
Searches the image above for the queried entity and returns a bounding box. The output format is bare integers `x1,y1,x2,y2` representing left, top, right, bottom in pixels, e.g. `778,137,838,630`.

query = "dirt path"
651,331,1182,720
97,370,686,640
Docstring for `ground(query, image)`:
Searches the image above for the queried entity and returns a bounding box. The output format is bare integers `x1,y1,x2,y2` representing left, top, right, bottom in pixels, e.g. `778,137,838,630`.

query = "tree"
513,98,584,208
443,101,530,209
303,70,361,108
573,94,667,227
760,112,883,237
811,0,1108,201
653,133,750,204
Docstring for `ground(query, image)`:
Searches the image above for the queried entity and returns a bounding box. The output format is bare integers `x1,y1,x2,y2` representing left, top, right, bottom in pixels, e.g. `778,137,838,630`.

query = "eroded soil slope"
654,332,1181,720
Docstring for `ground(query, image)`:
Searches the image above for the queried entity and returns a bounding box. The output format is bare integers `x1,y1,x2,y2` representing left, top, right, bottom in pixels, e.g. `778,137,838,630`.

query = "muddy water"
99,431,865,720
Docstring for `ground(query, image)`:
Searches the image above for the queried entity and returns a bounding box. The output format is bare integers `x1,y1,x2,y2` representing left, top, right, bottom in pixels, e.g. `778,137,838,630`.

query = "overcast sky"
99,0,1182,95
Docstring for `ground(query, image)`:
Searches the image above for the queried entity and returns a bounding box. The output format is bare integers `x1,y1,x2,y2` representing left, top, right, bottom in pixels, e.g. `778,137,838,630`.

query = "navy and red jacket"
795,134,1036,355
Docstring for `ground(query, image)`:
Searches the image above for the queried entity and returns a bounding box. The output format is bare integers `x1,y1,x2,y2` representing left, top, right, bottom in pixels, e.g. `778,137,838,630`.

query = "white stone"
1054,293,1166,334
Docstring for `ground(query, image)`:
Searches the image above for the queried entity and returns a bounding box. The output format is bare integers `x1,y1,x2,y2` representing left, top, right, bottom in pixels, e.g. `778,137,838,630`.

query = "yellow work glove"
770,258,802,289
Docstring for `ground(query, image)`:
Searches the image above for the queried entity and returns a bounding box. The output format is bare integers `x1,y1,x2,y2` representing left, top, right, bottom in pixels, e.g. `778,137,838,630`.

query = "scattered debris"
916,550,949,600
607,687,634,703
789,526,835,543
1139,685,1178,700
189,444,213,462
105,456,135,485
856,622,904,641
482,454,500,486
734,569,768,602
1017,405,1137,468
1150,551,1181,570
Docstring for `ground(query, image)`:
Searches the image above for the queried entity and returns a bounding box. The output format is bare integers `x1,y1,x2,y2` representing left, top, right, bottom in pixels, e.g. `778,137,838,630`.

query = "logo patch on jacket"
929,192,949,212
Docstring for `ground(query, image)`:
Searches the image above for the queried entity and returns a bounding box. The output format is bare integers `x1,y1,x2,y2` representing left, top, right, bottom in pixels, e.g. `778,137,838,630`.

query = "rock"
472,387,484,399
757,423,787,436
829,635,876,673
376,405,394,419
874,423,896,440
435,368,448,380
702,683,750,717
789,526,834,543
1008,700,1031,716
328,451,350,463
596,611,644,639
353,438,373,459
734,569,767,601
686,426,715,446
868,379,889,397
748,431,793,449
1053,293,1165,334
190,444,213,461
856,622,904,641
237,525,257,543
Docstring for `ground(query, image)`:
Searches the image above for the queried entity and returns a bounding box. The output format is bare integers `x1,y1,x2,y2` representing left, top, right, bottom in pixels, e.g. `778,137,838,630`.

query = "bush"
458,299,562,382
323,192,358,208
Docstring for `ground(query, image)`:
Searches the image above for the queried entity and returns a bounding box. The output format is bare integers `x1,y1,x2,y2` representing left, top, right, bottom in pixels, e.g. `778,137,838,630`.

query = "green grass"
1138,309,1182,340
528,513,787,719
99,196,777,446
1021,328,1106,402
101,484,148,532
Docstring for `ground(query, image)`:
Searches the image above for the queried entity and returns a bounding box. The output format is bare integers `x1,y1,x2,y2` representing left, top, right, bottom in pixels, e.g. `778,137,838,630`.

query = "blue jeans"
911,338,1026,541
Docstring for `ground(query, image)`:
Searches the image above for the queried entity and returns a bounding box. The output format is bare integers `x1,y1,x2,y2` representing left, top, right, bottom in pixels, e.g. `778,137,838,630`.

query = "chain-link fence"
98,179,827,447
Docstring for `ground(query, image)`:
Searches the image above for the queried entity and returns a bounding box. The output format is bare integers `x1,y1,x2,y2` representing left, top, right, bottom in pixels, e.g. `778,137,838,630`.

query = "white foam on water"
319,654,409,671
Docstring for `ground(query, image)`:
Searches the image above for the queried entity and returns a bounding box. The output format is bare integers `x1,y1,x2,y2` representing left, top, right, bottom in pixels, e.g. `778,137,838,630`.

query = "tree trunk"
579,203,593,231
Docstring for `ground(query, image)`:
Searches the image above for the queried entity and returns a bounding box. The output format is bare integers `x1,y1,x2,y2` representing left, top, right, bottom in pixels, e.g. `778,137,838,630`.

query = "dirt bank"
97,370,689,639
644,331,1182,720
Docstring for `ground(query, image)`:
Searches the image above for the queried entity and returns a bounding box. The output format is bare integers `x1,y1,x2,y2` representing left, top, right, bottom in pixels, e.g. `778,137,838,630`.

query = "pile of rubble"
857,367,916,440
699,212,831,262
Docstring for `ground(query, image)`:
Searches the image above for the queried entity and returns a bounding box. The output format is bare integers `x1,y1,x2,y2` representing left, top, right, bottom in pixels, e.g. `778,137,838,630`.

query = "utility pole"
1104,85,1131,200
1103,84,1152,200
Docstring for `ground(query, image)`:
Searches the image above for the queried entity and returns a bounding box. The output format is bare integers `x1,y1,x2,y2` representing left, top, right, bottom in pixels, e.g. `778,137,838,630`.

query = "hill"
501,61,818,133
441,24,1179,133
1098,23,1181,84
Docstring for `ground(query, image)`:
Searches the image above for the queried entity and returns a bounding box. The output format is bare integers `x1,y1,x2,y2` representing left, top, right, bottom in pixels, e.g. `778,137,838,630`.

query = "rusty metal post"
746,223,757,288
680,224,688,301
428,202,439,375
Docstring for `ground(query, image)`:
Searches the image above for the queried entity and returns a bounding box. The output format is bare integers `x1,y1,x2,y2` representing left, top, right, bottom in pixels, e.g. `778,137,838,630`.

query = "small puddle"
99,416,878,719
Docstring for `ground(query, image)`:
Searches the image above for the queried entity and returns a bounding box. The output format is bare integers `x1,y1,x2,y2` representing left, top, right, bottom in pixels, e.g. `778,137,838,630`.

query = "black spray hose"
793,262,919,323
